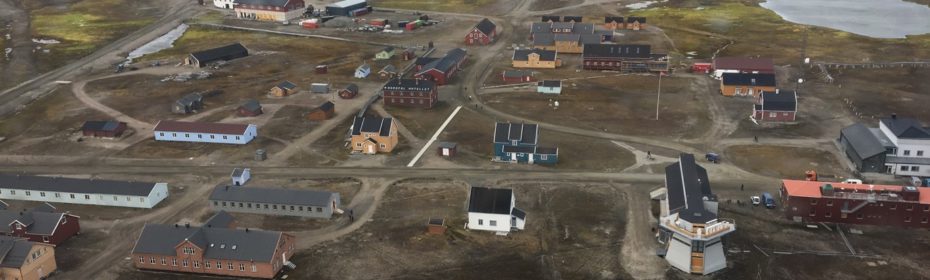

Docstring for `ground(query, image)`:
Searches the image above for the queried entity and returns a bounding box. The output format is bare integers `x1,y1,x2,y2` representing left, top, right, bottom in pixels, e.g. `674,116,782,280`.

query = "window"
198,134,202,139
913,166,920,172
924,205,929,212
211,135,215,139
113,196,118,201
160,133,165,136
541,154,548,160
70,194,75,199
126,196,131,201
223,136,228,140
890,204,897,210
299,206,304,211
238,202,244,208
252,264,257,272
194,261,201,268
905,216,912,222
85,195,90,200
826,200,833,206
240,263,246,271
811,199,817,205
273,205,278,210
902,166,909,171
139,256,145,263
161,257,167,265
380,144,386,148
222,202,227,207
919,151,925,156
25,191,30,196
290,205,295,211
478,219,484,225
904,150,911,156
236,136,240,140
769,112,777,118
172,133,177,137
248,203,252,208
857,214,864,220
228,262,234,270
907,205,914,211
140,197,145,203
150,257,156,264
317,207,323,212
39,192,45,197
205,261,211,268
172,258,178,266
809,209,816,216
490,220,497,226
182,260,188,267
213,201,218,206
356,142,362,147
825,212,832,218
217,261,222,268
183,247,194,254
264,204,269,209
8,190,12,195
185,133,190,137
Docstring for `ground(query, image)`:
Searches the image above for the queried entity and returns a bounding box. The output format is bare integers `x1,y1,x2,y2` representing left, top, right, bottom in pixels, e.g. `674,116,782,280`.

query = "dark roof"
513,49,557,62
503,70,532,78
583,44,651,58
563,16,582,22
474,18,496,35
381,46,395,53
438,142,457,149
551,22,573,30
493,122,538,145
418,48,467,75
383,78,436,91
880,117,930,139
0,236,41,268
234,0,292,7
721,73,776,86
605,16,624,23
755,90,797,111
535,146,558,154
344,83,359,93
532,22,551,33
415,57,437,66
238,99,262,112
627,16,646,23
380,64,397,73
467,187,513,214
503,145,535,153
713,57,774,72
352,117,393,137
203,210,235,228
81,120,125,132
841,123,886,159
538,80,561,88
316,101,335,112
231,168,246,178
276,81,297,90
209,185,337,207
189,43,248,63
0,174,160,196
511,207,526,219
532,33,555,46
132,223,284,262
154,120,251,135
664,154,717,224
887,155,930,165
541,15,560,22
0,208,66,236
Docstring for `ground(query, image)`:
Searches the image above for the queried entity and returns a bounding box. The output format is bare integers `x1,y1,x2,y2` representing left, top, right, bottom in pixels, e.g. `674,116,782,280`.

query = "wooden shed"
307,101,335,121
427,217,446,235
339,84,359,99
270,81,298,97
315,65,328,74
81,120,128,138
437,142,457,158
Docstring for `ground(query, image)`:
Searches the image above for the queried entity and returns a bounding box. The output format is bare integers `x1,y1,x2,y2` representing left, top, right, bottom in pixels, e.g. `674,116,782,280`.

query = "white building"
355,63,371,78
154,120,257,145
233,0,306,23
0,174,169,209
657,154,735,275
213,0,235,9
466,186,526,235
877,115,930,177
231,168,251,186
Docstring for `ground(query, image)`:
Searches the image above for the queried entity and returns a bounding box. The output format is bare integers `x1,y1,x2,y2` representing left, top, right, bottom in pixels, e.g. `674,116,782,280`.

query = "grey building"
208,185,341,218
839,123,891,173
173,93,204,114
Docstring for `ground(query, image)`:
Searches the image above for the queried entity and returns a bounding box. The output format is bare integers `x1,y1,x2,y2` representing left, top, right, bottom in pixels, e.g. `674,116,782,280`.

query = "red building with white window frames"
382,78,438,108
414,48,467,85
0,203,80,245
781,179,930,227
465,18,497,45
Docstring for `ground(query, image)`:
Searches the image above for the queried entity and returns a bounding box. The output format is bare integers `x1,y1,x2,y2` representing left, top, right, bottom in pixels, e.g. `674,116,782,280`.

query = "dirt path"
619,187,667,279
372,105,424,145
293,178,391,249
0,0,36,90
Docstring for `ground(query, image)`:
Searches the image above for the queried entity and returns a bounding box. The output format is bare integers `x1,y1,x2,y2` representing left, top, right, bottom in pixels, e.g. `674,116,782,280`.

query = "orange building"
719,73,776,97
350,116,398,154
512,49,561,69
0,236,57,280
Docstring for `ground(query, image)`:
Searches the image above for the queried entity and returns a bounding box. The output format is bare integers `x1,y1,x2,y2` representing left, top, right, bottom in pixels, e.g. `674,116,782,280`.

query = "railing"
662,218,736,240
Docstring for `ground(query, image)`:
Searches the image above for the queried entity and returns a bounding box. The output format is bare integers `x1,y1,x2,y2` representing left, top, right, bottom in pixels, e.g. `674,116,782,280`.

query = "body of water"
127,23,189,60
760,0,930,38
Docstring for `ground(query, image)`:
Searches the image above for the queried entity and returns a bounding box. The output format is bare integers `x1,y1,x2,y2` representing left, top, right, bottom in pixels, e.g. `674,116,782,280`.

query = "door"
510,153,517,162
367,144,376,154
747,88,754,96
528,154,534,164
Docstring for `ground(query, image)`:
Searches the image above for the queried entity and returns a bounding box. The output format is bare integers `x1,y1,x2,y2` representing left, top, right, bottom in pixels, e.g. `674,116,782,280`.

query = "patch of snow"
127,23,188,61
626,0,666,10
4,48,11,59
32,38,60,44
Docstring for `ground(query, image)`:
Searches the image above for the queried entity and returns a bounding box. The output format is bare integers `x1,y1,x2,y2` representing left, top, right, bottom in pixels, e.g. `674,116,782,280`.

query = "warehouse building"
208,185,341,219
325,0,369,17
0,174,169,209
154,120,257,145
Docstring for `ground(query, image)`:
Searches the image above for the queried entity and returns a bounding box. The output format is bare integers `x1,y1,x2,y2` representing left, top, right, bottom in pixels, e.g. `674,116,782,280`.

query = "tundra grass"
369,0,498,13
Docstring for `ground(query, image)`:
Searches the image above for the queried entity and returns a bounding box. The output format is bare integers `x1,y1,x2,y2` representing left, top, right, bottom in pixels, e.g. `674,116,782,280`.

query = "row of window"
504,152,550,160
0,190,144,203
386,98,430,105
808,209,930,223
158,133,241,141
140,256,258,272
810,199,930,211
476,219,498,227
900,150,925,157
899,165,921,172
214,201,325,212
384,91,433,97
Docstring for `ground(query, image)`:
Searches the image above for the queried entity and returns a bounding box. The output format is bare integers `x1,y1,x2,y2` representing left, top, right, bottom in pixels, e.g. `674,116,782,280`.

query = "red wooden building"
382,78,438,108
81,120,127,138
0,204,80,245
339,84,359,99
753,90,797,122
465,18,497,45
501,70,534,83
781,180,930,228
414,48,467,85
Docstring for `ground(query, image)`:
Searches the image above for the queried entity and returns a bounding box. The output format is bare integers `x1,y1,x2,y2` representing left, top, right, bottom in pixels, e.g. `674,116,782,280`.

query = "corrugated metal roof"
0,174,159,196
209,185,336,207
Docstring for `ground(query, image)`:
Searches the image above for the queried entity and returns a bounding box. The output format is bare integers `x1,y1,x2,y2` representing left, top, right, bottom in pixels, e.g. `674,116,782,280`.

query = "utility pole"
655,72,663,120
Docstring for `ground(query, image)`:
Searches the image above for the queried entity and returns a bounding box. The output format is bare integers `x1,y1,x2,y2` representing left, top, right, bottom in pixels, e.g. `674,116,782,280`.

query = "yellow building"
350,117,398,154
532,33,603,54
512,49,561,69
0,237,57,280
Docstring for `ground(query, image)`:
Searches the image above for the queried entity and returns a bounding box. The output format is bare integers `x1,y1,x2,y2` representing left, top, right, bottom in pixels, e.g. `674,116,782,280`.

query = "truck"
761,192,776,208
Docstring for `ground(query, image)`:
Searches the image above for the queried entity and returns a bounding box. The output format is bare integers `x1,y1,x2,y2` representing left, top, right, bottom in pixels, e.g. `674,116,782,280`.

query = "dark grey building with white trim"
208,186,341,218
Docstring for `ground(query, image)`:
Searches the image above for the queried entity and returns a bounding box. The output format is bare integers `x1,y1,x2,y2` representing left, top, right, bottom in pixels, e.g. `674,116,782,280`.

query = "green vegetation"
637,1,930,63
370,0,498,13
30,0,159,71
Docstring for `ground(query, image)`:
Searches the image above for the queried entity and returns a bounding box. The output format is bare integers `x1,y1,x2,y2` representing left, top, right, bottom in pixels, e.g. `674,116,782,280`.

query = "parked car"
751,196,761,206
761,192,776,208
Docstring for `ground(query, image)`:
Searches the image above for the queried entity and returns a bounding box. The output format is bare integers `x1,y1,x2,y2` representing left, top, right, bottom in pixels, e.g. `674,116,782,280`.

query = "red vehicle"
691,62,712,73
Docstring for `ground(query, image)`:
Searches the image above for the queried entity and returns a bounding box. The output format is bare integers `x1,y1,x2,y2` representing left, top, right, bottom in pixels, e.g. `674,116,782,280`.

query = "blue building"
493,122,558,164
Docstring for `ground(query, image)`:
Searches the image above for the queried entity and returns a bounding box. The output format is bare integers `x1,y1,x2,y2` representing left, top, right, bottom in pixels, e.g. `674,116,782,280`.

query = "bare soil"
725,145,850,179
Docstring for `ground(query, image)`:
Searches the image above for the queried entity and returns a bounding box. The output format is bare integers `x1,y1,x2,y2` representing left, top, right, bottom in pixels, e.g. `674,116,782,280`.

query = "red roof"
154,120,251,135
781,179,930,204
713,57,774,72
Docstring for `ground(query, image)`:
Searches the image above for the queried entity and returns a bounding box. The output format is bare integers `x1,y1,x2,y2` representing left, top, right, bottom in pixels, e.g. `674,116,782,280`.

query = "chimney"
892,113,897,120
